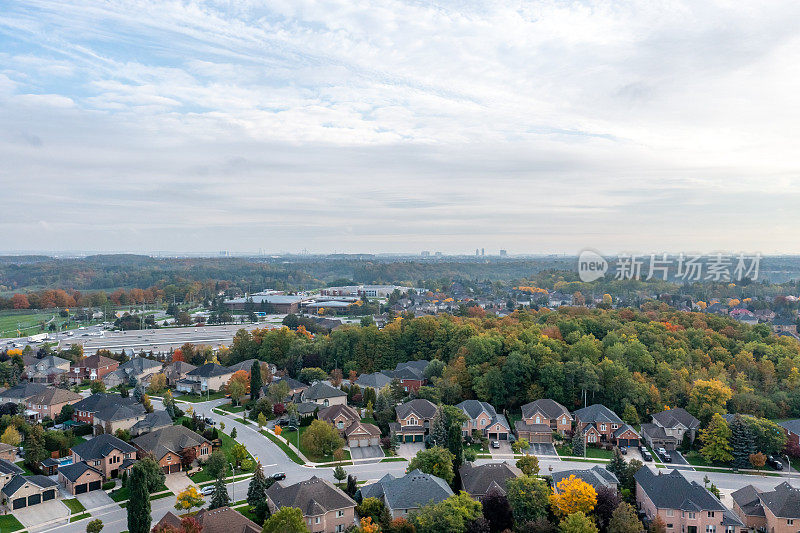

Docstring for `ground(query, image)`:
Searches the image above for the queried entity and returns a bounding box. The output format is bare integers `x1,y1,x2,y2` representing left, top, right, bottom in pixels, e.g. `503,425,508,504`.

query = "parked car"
271,472,286,481
204,418,215,425
657,447,667,456
767,455,784,470
642,450,653,462
491,441,500,449
619,446,628,455
662,451,672,462
200,485,215,496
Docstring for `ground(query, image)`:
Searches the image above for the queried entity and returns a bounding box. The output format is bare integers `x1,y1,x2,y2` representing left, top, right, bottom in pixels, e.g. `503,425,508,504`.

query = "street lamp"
229,462,235,502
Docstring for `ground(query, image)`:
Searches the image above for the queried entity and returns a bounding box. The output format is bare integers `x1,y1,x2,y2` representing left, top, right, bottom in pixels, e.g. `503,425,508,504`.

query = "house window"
789,520,794,526
708,512,715,518
93,460,100,466
667,525,673,530
409,417,417,425
706,526,715,533
315,517,320,524
324,399,329,406
667,511,674,517
536,416,541,424
167,456,172,463
601,424,606,431
688,512,696,519
201,447,208,456
337,510,344,517
562,416,567,424
612,424,618,430
481,419,486,426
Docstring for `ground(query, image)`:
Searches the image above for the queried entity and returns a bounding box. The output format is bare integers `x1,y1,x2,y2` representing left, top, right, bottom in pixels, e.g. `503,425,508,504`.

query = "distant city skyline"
2,1,800,253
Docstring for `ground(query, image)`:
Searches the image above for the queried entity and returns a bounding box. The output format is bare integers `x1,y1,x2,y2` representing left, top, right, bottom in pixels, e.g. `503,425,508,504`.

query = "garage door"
370,437,380,446
75,483,88,494
404,435,413,443
618,439,636,447
171,464,181,474
13,497,26,509
413,434,423,442
360,438,369,447
43,489,56,501
499,433,508,440
28,494,41,506
89,480,102,491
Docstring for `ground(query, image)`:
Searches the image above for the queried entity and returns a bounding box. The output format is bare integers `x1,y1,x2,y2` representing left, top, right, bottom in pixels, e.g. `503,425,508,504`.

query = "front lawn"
261,430,304,465
556,445,613,459
219,403,245,413
14,460,35,475
176,391,228,403
190,430,255,483
280,426,351,463
360,417,379,426
0,515,25,532
684,451,714,467
64,498,86,514
111,483,169,502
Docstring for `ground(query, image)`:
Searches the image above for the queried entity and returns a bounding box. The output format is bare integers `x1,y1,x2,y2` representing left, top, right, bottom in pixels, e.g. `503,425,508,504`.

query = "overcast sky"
1,1,799,255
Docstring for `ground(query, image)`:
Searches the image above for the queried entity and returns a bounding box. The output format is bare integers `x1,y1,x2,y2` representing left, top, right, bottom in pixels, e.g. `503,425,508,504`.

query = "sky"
1,1,800,256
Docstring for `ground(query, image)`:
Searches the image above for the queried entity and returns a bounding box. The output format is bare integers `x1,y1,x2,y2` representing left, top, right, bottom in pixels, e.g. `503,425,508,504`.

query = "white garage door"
360,438,370,447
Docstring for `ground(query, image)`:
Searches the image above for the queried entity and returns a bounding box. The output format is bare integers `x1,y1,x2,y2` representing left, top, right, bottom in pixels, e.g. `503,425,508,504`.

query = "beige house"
390,399,438,443
302,382,347,407
455,400,510,440
176,363,234,393
71,434,137,479
732,482,800,533
0,444,17,463
636,468,743,533
519,399,572,435
0,459,24,491
25,387,83,421
58,462,104,495
267,476,356,533
1,474,59,511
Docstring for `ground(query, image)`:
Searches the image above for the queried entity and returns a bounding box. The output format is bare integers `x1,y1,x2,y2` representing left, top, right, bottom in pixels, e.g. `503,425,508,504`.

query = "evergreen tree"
730,415,755,469
606,449,626,479
24,424,47,467
250,360,262,400
247,463,270,509
346,474,358,497
127,464,151,533
430,410,448,447
209,472,230,509
572,431,585,456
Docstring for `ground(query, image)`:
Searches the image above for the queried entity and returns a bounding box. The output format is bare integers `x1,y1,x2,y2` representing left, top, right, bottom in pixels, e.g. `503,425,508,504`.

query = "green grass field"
280,426,352,463
261,430,304,465
0,514,25,532
64,498,86,514
0,311,55,337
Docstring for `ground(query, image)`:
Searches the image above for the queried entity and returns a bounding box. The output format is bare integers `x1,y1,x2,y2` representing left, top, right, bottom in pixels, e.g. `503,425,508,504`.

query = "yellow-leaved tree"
1,426,21,446
550,475,597,517
174,486,204,514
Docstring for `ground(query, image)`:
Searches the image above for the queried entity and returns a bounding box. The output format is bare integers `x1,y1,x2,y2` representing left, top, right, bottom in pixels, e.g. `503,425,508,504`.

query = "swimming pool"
58,457,73,467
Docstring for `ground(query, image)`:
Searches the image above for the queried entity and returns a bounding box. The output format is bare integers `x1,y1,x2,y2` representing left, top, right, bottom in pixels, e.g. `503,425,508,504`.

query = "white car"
200,485,215,496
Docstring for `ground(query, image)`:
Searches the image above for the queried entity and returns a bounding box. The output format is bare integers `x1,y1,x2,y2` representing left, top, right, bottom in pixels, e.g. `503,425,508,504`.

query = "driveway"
350,446,384,461
528,443,558,456
396,443,424,459
490,441,513,456
164,472,194,494
14,500,70,529
75,490,114,510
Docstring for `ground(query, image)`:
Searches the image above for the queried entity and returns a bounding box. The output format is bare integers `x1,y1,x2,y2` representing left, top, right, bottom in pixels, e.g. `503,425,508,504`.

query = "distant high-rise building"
500,249,508,257
421,250,430,257
476,248,480,256
434,251,443,257
481,248,485,256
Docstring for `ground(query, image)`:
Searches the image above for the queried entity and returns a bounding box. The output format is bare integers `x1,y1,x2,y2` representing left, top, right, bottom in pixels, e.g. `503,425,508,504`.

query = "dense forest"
223,306,800,422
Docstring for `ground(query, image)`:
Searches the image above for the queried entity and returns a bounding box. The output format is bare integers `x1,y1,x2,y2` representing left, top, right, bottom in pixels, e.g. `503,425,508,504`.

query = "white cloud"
0,0,799,253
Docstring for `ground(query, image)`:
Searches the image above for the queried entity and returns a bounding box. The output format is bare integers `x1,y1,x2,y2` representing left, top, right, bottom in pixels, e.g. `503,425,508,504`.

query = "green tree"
206,449,227,479
730,415,755,469
257,412,267,429
232,443,249,467
559,512,598,533
90,380,106,394
251,360,263,400
507,475,550,524
512,438,531,454
24,424,47,466
333,465,347,483
700,413,733,464
516,454,540,476
356,497,390,528
298,367,328,383
300,420,344,460
608,502,643,533
410,492,482,533
247,463,271,509
687,379,732,425
407,446,456,485
571,431,585,456
747,417,787,455
138,456,166,492
86,519,104,533
209,472,230,509
261,507,309,533
127,464,151,533
606,449,627,480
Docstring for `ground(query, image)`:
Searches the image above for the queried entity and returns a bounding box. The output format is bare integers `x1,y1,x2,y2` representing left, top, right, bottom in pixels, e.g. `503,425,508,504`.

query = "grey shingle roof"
640,423,678,443
395,399,438,421
759,482,800,519
573,404,623,425
553,466,619,491
521,399,571,421
132,425,209,461
226,359,261,373
635,468,729,514
613,424,640,438
731,485,766,518
119,357,162,373
651,408,700,430
0,458,24,476
355,372,393,389
187,363,233,378
459,462,522,497
361,469,452,511
779,419,800,436
2,474,58,497
0,382,49,400
71,434,136,461
131,410,173,433
59,461,102,482
267,476,355,515
303,382,346,401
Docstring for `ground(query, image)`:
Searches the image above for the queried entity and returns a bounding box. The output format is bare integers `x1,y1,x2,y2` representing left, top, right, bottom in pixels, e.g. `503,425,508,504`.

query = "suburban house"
72,393,147,435
0,459,24,491
772,318,798,336
573,404,625,445
732,482,800,533
24,387,83,421
272,376,309,396
301,382,347,408
635,468,744,533
459,462,522,499
778,420,800,450
552,467,618,492
361,469,453,519
266,476,356,533
648,408,701,446
343,421,381,448
520,399,573,435
613,424,641,447
319,404,360,431
390,399,438,443
455,400,511,441
0,382,49,405
161,361,196,386
384,360,429,392
103,356,162,387
155,506,261,533
68,353,120,384
132,425,212,474
176,363,234,394
23,355,71,383
58,462,104,495
355,372,393,391
317,405,381,448
228,359,274,375
70,434,137,479
1,474,59,511
130,410,173,436
0,443,17,462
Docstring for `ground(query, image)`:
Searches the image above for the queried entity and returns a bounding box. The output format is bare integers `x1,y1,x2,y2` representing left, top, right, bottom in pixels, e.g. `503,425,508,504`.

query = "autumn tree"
261,506,308,533
174,486,204,514
507,475,550,524
550,475,597,517
1,426,21,446
687,379,732,425
749,452,767,472
227,370,250,405
559,512,598,533
516,454,540,476
301,420,345,461
608,502,643,533
700,413,733,464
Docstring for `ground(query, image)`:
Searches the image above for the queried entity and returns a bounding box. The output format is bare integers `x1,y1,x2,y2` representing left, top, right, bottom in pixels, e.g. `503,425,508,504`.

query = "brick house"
154,507,260,533
389,399,438,443
58,462,104,495
24,387,83,422
266,476,356,533
732,482,800,533
573,404,624,444
176,363,234,394
318,404,381,448
132,425,212,474
68,353,120,384
455,400,510,441
1,474,59,511
102,356,162,387
162,361,197,386
521,399,573,434
360,470,453,519
635,468,744,533
301,382,347,408
70,434,137,479
384,361,429,392
71,393,147,435
649,408,701,445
